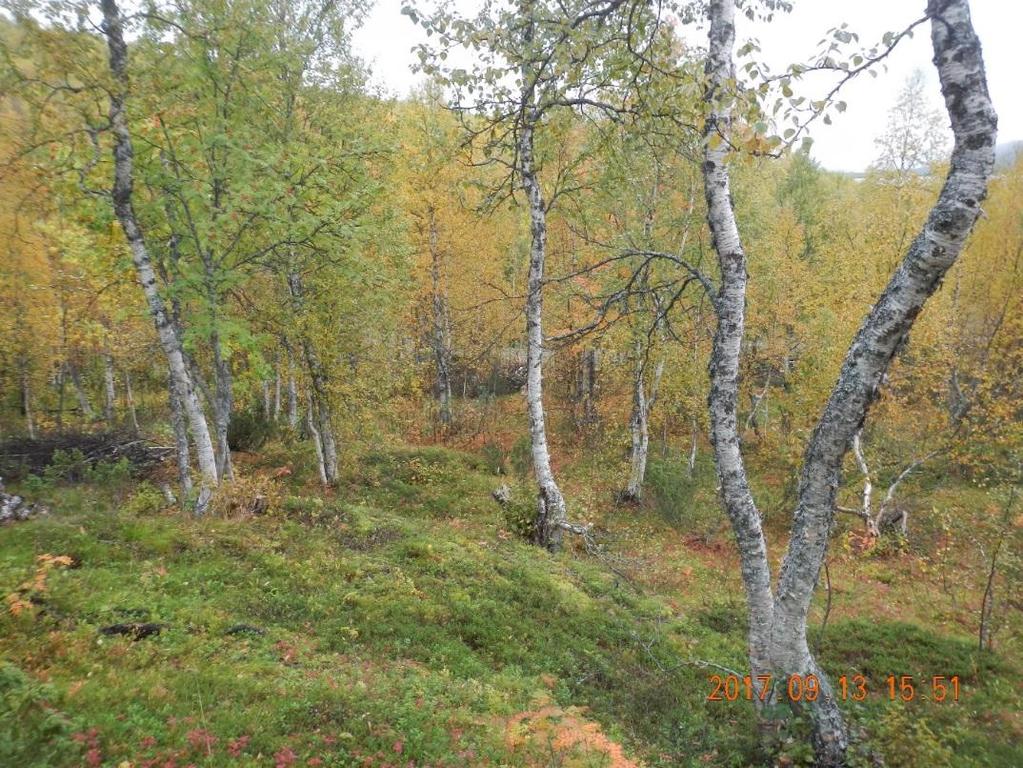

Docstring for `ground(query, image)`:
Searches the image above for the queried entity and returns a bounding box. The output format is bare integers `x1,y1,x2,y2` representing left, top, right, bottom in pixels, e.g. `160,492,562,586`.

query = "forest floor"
1,436,1020,768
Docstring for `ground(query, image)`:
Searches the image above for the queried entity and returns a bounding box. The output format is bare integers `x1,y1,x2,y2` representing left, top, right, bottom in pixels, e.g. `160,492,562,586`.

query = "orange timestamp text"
707,674,961,703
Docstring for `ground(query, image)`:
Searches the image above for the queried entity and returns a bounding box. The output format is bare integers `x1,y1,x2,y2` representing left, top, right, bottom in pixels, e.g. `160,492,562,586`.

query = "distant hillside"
829,140,1021,177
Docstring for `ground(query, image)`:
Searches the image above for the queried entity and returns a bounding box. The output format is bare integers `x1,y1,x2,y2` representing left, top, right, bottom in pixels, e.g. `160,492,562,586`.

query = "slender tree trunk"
286,272,338,483
20,362,36,439
100,0,219,496
286,348,299,430
103,352,117,425
56,363,65,434
272,352,282,422
702,0,776,697
69,362,94,420
305,392,328,487
520,117,567,552
124,370,141,436
624,346,664,502
687,416,698,479
428,207,454,427
168,372,193,501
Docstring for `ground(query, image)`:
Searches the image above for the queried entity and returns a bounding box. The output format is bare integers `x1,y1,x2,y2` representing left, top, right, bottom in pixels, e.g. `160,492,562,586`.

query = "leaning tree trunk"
701,0,996,765
100,0,218,497
520,118,568,552
773,1,996,759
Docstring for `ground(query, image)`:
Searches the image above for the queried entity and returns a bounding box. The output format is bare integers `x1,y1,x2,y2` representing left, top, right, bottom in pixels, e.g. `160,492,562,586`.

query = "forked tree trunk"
520,118,568,552
100,0,218,497
700,1,997,765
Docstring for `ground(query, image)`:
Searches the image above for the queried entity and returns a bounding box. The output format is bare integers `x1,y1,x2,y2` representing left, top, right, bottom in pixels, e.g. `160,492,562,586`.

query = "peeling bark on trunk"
520,118,568,552
702,0,776,694
700,1,996,764
100,0,218,497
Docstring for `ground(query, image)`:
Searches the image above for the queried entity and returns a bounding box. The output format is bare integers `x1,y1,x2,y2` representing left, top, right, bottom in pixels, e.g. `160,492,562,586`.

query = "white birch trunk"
773,2,994,763
624,349,664,502
272,352,282,422
702,1,995,762
168,372,193,500
100,0,219,496
306,392,329,487
103,353,116,425
520,118,568,552
124,369,141,436
69,363,94,420
702,0,776,695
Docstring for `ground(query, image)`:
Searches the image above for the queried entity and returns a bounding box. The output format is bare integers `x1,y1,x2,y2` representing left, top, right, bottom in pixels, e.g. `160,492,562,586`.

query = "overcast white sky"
353,0,1021,172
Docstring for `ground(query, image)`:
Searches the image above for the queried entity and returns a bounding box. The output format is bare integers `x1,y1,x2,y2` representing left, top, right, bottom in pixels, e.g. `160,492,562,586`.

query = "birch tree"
699,0,997,763
100,0,220,499
406,0,658,549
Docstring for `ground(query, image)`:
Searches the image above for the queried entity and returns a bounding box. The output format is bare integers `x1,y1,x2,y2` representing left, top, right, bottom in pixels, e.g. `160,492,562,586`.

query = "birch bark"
520,117,568,552
700,0,997,764
702,0,775,688
100,0,219,495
